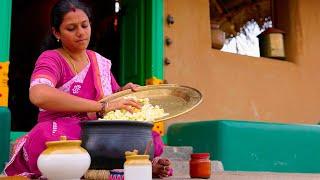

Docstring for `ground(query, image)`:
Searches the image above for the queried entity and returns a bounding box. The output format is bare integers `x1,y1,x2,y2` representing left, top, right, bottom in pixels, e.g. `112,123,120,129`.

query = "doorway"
9,0,121,131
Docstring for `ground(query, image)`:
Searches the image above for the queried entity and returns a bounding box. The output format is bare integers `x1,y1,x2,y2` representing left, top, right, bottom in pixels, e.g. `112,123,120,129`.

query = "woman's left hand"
120,82,140,92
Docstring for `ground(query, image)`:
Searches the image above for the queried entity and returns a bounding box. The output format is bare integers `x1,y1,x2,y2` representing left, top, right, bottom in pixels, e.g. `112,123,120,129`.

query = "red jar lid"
191,153,210,159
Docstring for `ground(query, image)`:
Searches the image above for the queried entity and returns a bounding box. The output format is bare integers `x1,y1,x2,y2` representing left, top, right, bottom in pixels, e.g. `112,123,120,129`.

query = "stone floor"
4,146,320,179
159,146,320,179
3,170,320,179
155,172,320,180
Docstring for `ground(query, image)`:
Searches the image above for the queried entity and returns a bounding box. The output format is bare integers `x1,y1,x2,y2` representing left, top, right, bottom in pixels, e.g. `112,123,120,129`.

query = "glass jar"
189,153,211,179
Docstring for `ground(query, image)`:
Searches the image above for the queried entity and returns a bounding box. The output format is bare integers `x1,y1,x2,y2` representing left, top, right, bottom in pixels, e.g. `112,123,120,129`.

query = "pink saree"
3,50,164,178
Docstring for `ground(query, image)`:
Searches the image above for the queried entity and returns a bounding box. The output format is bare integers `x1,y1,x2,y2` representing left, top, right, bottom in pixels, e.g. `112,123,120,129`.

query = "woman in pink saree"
3,0,171,178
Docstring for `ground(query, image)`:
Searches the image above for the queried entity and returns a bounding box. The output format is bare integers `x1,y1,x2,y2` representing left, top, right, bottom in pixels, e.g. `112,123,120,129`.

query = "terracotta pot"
211,23,226,50
37,136,91,180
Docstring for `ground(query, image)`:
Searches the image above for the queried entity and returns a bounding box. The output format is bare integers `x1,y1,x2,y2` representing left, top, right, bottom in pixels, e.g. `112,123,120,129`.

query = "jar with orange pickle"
189,153,211,179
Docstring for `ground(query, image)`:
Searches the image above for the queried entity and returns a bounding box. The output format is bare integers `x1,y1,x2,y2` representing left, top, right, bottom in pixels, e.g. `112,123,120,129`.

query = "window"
210,0,274,58
221,19,272,57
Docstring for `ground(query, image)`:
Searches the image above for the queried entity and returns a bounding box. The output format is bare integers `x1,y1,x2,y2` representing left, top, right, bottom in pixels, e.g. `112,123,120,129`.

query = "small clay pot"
211,23,226,50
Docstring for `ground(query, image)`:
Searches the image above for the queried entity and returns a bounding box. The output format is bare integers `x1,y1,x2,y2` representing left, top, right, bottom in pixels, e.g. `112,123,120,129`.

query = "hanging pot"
211,23,226,50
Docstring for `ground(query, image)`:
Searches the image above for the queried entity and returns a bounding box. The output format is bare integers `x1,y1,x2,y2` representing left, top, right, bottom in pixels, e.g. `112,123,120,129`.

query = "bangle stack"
96,102,108,118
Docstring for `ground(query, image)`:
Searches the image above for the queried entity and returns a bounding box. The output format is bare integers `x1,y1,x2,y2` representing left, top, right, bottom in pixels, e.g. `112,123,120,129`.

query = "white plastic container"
124,151,152,180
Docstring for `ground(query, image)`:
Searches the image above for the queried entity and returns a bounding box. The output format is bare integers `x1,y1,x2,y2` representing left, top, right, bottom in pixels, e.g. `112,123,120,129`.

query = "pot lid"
46,136,81,147
99,84,203,123
258,27,285,37
191,153,210,159
125,150,149,160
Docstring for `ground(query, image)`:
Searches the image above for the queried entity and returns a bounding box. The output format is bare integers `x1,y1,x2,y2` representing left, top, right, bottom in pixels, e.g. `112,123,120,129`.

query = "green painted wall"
0,0,12,62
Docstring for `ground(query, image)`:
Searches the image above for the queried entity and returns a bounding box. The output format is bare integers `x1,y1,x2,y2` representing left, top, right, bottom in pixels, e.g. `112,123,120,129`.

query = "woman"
3,0,171,178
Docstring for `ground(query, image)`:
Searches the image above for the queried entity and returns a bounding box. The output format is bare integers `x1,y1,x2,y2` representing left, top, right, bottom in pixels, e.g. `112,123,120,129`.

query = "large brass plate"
100,84,202,122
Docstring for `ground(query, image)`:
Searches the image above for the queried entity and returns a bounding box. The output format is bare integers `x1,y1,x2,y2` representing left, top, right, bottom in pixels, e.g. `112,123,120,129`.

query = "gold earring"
57,39,60,42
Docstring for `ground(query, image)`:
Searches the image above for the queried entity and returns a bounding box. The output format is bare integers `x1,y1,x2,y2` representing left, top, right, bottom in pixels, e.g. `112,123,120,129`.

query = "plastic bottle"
124,151,152,180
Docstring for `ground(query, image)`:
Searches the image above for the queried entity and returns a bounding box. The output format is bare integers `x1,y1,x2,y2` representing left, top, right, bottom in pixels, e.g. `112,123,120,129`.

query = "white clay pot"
37,136,91,180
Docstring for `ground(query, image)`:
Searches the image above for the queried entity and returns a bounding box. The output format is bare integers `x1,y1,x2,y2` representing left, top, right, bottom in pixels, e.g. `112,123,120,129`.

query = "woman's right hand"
152,157,172,178
106,98,141,113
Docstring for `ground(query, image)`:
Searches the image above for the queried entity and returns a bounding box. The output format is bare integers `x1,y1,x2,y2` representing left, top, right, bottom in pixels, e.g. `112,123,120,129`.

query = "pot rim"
81,120,154,127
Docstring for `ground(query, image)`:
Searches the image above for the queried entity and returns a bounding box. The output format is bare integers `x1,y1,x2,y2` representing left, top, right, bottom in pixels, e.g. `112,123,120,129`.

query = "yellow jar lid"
125,150,150,162
125,149,139,157
126,155,150,160
46,136,81,147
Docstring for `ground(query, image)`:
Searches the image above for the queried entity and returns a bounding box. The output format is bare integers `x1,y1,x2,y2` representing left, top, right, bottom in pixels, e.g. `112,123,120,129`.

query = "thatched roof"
210,0,271,36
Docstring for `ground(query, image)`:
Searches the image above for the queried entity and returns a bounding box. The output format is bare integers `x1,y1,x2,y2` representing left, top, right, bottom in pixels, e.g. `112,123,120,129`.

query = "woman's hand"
106,98,141,113
95,98,141,119
119,82,140,92
152,157,172,178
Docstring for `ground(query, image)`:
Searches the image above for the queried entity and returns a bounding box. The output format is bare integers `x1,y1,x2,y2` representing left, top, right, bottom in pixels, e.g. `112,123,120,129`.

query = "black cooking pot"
81,120,154,170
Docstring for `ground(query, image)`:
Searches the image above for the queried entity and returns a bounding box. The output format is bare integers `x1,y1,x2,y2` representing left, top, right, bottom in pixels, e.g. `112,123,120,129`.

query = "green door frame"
120,0,163,85
119,0,145,85
0,0,12,62
0,0,12,170
145,0,164,81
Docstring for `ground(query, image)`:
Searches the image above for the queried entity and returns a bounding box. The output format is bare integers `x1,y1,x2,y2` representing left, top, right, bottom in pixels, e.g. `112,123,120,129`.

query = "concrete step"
161,146,224,177
161,146,193,161
168,160,224,177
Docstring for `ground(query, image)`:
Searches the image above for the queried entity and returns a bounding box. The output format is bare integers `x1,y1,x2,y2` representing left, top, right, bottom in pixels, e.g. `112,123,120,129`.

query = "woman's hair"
41,0,92,52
